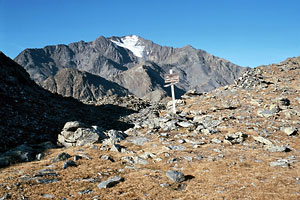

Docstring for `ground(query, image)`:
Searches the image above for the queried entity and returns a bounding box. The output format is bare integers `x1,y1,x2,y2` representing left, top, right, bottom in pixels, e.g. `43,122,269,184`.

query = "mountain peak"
110,35,145,58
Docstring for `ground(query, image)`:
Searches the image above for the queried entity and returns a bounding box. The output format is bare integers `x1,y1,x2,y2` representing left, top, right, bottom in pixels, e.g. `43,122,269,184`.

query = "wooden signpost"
164,69,179,114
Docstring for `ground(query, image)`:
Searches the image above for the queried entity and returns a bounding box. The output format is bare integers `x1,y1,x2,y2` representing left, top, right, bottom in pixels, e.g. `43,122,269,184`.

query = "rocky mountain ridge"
14,35,248,101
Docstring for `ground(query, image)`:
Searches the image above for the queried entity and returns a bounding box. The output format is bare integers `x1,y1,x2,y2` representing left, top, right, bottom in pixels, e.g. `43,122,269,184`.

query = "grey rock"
36,153,45,161
35,169,58,177
257,109,276,118
58,123,104,147
165,145,186,151
252,136,273,145
37,178,60,184
63,160,76,169
110,144,122,152
52,152,71,163
122,156,148,165
0,194,11,200
166,170,186,182
277,97,290,106
41,194,54,198
264,145,290,153
78,189,93,195
282,127,298,136
211,138,222,144
63,121,85,132
177,121,194,128
74,155,82,161
100,155,114,162
160,183,170,187
184,156,193,161
105,129,125,143
97,176,124,189
127,136,149,146
224,132,248,144
270,160,290,167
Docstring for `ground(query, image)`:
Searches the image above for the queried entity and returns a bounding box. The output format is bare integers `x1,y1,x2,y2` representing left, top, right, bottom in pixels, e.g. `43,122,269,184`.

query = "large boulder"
58,121,106,147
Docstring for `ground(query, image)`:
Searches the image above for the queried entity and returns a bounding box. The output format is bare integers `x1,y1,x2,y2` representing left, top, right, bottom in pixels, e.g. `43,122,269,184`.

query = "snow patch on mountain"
111,35,145,58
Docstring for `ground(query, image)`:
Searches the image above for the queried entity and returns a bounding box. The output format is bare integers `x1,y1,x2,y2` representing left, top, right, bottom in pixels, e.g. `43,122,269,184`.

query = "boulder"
58,122,105,147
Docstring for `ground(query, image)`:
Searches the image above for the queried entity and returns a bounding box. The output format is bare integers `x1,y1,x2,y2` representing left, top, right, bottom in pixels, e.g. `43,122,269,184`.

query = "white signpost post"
164,69,179,114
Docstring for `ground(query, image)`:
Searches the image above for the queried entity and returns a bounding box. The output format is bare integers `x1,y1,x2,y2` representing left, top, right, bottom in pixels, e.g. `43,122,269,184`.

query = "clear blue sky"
1,0,299,67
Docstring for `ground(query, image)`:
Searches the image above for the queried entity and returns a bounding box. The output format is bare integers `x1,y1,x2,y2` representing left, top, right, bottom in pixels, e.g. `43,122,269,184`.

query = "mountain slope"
0,55,299,199
0,52,135,154
42,68,130,102
14,35,248,99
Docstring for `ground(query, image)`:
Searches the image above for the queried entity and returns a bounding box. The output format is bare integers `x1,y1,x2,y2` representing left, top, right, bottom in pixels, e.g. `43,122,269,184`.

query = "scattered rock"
165,145,186,151
282,127,298,136
166,170,186,183
52,152,71,163
78,189,93,195
127,136,149,146
41,194,54,198
270,159,290,167
252,136,273,146
97,176,124,189
100,155,115,162
63,160,76,169
224,132,248,144
264,145,290,153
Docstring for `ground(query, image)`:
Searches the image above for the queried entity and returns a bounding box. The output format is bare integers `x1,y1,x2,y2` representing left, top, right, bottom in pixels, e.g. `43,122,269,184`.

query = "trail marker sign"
164,69,179,114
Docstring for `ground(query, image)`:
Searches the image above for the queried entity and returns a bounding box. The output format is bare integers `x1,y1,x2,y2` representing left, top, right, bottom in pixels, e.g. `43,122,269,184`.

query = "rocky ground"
0,56,300,199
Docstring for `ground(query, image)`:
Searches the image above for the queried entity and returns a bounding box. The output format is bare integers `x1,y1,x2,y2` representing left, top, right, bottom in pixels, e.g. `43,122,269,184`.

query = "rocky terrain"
14,35,248,100
1,51,299,199
0,51,144,155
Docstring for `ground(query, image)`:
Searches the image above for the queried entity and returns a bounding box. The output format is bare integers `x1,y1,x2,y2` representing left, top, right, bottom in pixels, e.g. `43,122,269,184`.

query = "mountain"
14,35,248,99
42,68,130,102
0,51,136,154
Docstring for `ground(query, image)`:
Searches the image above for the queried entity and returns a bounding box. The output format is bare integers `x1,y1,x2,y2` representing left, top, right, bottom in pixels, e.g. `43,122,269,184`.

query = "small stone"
36,153,45,161
270,160,290,167
35,169,58,177
165,145,186,151
110,144,122,152
166,170,186,182
0,194,11,200
78,189,93,195
128,137,149,146
52,152,71,163
252,136,273,145
74,155,82,161
177,121,194,128
184,156,193,161
100,155,114,162
97,176,124,188
257,109,275,118
283,127,298,136
63,160,76,169
211,138,222,144
41,194,54,198
160,183,170,187
36,179,59,184
269,104,280,113
264,145,290,152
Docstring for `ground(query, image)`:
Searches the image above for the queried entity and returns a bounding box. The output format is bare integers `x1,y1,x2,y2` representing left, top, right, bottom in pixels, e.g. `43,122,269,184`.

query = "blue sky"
0,0,299,67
